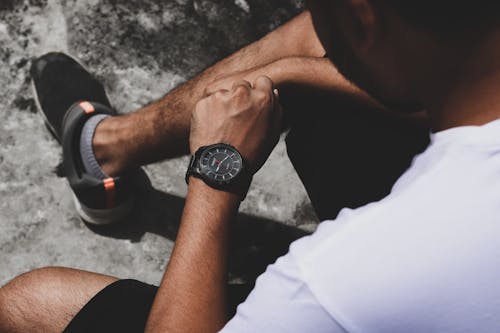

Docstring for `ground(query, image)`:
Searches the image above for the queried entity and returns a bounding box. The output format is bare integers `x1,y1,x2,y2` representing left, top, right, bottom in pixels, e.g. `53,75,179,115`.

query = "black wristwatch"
185,143,252,200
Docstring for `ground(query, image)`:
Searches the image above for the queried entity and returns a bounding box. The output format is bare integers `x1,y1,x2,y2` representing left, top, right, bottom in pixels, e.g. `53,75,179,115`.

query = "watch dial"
200,145,243,183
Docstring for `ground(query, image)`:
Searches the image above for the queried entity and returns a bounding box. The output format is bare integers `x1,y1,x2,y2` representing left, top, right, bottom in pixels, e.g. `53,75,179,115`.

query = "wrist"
187,177,241,209
265,57,300,87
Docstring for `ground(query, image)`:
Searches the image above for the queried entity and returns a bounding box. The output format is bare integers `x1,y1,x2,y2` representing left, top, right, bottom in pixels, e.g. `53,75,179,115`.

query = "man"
1,0,500,332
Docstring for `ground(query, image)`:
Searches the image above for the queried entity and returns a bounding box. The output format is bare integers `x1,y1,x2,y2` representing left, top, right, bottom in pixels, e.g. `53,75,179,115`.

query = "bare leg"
93,10,326,176
0,267,117,333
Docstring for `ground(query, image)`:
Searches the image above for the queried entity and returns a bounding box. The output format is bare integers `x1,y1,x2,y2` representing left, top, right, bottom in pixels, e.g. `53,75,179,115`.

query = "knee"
0,267,66,332
0,266,72,308
0,267,117,333
2,266,62,295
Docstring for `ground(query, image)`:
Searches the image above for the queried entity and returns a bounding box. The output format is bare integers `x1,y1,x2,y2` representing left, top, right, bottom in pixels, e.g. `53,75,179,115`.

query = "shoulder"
286,143,500,332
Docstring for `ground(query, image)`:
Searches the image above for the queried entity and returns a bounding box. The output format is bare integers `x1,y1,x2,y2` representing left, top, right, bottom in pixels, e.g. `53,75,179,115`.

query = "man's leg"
0,267,254,333
0,267,117,333
93,10,325,176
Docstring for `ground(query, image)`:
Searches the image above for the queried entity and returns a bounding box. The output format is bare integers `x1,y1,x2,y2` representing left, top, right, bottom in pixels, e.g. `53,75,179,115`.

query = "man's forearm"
94,9,325,176
145,178,240,333
206,55,431,126
205,56,385,111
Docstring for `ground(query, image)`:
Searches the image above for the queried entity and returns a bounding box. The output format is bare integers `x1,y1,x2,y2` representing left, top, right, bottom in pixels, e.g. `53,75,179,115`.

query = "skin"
146,4,500,332
91,9,399,178
0,8,354,333
0,267,117,333
3,0,500,332
310,0,500,131
137,1,500,331
92,10,330,177
145,77,282,333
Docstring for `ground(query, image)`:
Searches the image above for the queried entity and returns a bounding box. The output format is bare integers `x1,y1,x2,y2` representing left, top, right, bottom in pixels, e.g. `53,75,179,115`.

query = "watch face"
199,144,243,184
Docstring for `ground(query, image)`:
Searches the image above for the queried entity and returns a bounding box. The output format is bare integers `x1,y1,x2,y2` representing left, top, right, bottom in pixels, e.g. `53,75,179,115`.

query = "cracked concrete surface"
0,0,318,286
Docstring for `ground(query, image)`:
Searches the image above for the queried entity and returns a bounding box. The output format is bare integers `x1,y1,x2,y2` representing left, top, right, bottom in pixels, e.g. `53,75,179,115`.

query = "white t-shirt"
221,119,500,333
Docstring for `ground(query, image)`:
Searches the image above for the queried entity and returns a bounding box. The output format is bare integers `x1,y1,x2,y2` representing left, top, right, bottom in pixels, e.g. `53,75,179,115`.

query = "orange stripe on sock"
80,101,95,114
103,178,116,209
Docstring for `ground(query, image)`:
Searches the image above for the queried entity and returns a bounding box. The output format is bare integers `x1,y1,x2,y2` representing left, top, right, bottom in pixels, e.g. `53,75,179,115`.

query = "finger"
203,80,231,97
212,88,230,97
202,86,212,98
231,80,252,91
253,75,274,93
203,85,225,98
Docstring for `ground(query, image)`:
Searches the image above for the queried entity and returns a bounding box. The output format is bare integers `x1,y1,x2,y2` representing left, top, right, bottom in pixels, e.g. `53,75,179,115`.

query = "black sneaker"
31,52,134,225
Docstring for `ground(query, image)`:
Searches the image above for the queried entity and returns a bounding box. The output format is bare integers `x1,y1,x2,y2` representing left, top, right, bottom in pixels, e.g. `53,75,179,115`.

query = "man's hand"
203,61,283,97
190,76,283,173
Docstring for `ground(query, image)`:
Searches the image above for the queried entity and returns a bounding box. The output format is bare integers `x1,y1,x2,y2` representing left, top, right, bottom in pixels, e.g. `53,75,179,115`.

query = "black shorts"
64,279,254,333
65,88,429,332
63,280,157,333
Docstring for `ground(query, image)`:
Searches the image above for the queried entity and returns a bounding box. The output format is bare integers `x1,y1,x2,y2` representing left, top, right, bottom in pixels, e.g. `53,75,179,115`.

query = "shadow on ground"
85,170,309,283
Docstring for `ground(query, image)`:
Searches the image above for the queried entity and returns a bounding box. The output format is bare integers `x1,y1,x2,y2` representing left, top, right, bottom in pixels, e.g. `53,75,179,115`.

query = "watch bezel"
198,143,244,186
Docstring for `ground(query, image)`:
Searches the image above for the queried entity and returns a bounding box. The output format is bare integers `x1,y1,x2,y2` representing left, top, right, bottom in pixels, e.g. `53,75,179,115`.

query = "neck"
424,30,500,132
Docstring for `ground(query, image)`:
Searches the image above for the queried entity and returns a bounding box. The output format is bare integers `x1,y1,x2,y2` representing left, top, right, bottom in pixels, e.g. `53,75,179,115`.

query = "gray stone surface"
0,0,318,287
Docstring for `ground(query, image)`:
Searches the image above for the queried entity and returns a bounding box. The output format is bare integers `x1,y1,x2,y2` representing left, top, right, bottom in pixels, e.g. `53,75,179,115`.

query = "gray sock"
80,114,110,179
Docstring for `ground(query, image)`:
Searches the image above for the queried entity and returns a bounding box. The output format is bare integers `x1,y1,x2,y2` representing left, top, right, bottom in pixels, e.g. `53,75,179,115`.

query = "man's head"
308,0,500,111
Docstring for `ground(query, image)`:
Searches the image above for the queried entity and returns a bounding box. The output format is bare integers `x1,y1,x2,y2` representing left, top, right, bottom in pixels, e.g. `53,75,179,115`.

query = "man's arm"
204,57,382,109
145,178,239,332
205,56,428,124
145,76,282,332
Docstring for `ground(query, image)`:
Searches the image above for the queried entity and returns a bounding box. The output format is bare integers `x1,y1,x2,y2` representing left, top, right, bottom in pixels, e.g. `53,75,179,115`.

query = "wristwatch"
185,143,252,200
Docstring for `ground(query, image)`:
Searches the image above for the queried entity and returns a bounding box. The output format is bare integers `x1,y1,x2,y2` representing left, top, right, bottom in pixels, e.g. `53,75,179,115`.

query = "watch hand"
218,156,231,172
215,159,224,172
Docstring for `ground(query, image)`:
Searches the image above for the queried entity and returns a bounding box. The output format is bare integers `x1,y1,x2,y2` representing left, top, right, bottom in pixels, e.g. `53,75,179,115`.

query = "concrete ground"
0,0,319,286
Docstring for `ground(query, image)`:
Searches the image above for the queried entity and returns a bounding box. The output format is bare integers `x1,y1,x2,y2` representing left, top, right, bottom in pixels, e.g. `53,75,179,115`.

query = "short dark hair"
384,1,500,42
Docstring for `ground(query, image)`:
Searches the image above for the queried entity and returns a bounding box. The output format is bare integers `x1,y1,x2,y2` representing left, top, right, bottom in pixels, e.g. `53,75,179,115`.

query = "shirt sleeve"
219,253,348,333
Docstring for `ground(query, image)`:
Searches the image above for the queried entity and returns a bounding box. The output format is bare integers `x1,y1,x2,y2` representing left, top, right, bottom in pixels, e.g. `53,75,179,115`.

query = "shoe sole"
72,192,134,225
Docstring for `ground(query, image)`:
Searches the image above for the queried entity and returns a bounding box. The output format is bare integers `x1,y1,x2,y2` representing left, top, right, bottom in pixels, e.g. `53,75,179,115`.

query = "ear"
336,0,378,53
